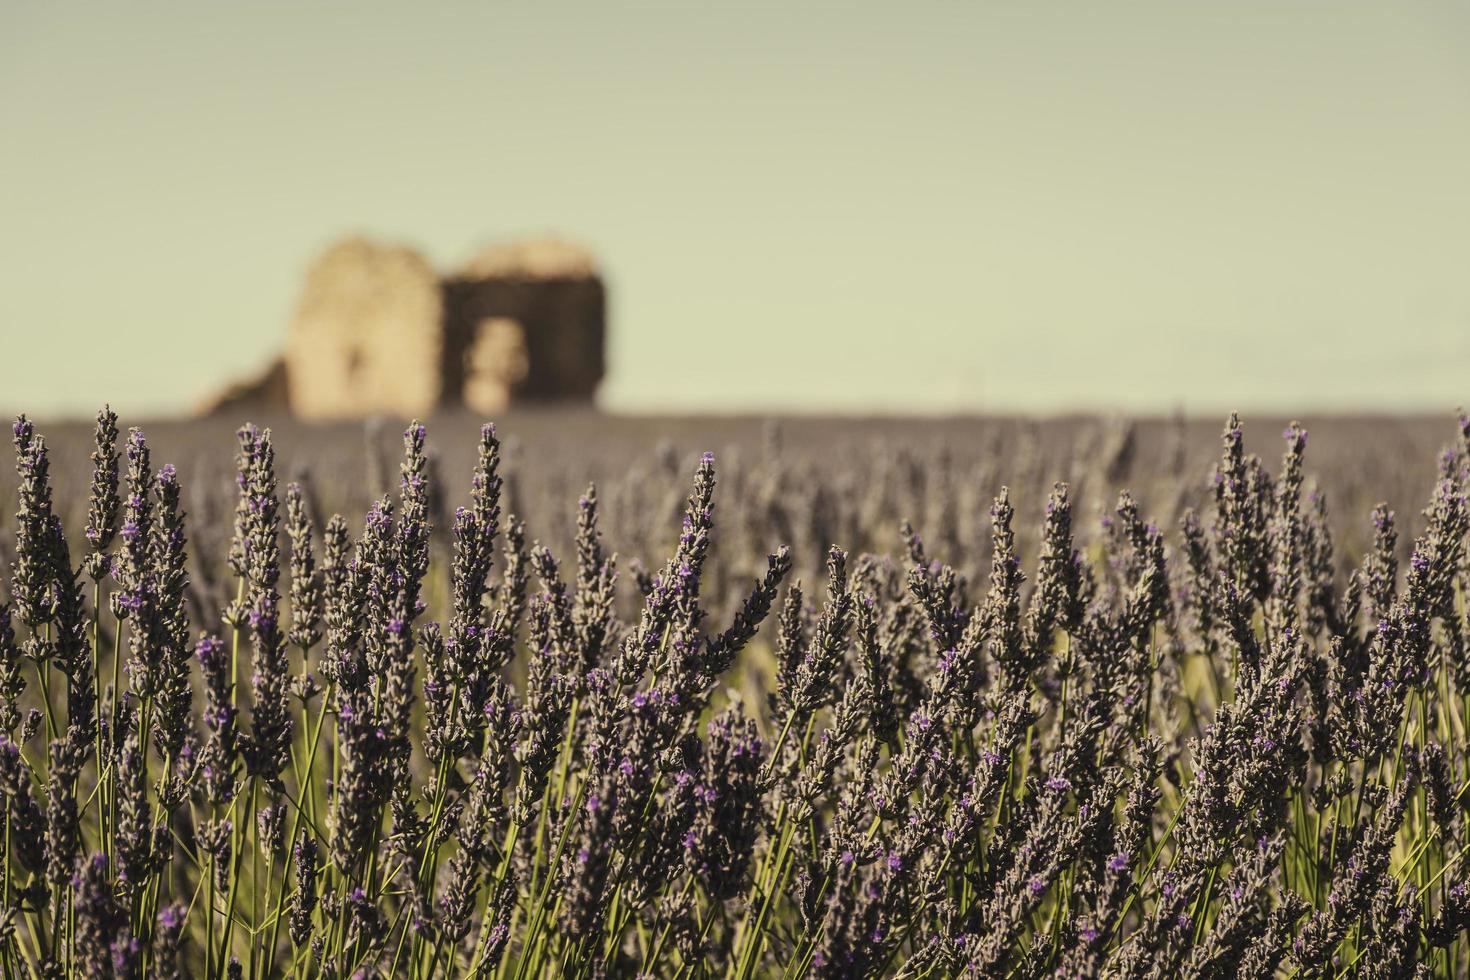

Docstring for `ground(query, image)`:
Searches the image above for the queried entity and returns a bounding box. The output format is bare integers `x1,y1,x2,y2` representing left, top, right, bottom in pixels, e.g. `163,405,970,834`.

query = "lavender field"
2,409,1469,978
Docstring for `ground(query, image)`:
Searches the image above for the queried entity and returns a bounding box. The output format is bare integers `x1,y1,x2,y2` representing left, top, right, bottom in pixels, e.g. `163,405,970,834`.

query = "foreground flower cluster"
3,409,1470,978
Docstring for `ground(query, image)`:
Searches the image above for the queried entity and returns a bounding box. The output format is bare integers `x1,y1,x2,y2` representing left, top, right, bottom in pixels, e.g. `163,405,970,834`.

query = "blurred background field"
5,409,1462,630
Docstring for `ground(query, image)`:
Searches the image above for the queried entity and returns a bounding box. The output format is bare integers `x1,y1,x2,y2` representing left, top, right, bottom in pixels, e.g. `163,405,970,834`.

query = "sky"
3,2,1469,418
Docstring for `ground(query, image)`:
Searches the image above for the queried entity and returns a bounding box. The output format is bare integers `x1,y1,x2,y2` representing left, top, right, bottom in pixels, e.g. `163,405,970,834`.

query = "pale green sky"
3,3,1468,418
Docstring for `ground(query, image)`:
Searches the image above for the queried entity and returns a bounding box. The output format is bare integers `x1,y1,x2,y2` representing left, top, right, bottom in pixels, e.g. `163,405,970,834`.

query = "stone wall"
440,274,605,408
283,237,445,419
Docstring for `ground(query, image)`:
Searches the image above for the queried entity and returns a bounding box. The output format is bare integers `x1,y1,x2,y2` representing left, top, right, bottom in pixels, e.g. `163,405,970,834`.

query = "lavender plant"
2,411,1470,977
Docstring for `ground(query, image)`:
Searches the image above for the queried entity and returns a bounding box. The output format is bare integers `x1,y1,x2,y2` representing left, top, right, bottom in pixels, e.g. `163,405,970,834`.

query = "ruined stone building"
204,235,605,417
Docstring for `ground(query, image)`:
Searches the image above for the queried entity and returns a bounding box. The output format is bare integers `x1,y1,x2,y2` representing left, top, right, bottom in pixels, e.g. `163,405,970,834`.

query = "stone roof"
456,236,599,281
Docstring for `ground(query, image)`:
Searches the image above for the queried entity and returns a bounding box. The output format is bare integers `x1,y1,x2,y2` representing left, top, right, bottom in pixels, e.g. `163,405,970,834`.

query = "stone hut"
202,235,605,418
